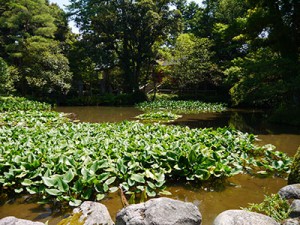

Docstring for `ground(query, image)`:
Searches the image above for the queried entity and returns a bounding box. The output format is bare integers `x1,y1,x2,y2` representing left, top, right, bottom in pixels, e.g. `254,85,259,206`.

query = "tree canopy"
0,0,298,108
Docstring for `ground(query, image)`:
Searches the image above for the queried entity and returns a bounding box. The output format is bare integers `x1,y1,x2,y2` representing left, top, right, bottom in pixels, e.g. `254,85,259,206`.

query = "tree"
68,0,180,94
171,33,220,89
0,0,72,98
0,57,14,95
225,48,299,107
224,0,300,107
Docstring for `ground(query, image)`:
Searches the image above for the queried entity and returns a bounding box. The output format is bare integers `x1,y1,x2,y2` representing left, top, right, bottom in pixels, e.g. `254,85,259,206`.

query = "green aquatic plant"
135,111,182,122
0,97,291,206
136,100,226,114
245,194,291,222
0,97,51,112
0,115,291,206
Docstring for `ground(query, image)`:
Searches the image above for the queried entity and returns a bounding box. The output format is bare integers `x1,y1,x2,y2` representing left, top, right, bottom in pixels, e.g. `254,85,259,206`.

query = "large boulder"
58,201,114,225
290,200,300,218
0,216,45,225
288,146,300,185
213,210,279,225
115,197,202,225
278,184,300,199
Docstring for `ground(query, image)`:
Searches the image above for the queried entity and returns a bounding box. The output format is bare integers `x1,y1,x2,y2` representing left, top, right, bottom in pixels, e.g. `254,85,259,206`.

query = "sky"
49,0,203,33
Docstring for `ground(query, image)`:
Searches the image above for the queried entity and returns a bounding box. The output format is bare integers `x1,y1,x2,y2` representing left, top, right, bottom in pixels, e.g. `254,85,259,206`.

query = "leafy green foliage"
0,0,72,98
68,0,180,93
171,34,221,89
245,194,291,222
0,99,291,205
0,57,14,95
0,97,51,112
225,48,300,107
288,146,300,185
136,100,227,113
135,111,182,123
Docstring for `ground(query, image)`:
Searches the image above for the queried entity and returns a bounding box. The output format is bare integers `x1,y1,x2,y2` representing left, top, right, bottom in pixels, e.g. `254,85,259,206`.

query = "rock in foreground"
278,184,300,200
213,210,279,225
58,201,114,225
116,197,202,225
0,216,45,225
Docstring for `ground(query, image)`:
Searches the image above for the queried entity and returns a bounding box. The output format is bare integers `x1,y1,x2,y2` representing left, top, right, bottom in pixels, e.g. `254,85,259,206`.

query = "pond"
0,106,299,225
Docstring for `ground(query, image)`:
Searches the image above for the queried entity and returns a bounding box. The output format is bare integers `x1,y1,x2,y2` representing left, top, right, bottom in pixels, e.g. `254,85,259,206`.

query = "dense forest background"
0,0,299,110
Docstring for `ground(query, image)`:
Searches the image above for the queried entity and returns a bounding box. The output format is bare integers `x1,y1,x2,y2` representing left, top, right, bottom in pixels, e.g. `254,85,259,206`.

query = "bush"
288,146,300,184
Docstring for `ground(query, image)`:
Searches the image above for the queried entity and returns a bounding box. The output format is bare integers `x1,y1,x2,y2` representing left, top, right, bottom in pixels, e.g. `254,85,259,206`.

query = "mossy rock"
57,213,85,225
288,146,300,184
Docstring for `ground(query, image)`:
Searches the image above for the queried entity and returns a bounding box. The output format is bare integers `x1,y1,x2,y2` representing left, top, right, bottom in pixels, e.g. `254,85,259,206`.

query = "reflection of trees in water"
228,112,264,134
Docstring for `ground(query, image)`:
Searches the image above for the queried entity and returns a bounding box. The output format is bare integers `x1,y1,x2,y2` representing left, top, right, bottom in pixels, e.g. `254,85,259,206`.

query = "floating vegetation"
0,97,291,206
135,111,182,123
0,113,291,206
0,96,51,112
136,100,227,114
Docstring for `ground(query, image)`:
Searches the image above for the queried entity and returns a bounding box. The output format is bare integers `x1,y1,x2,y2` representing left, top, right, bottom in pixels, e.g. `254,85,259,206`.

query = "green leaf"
14,188,23,193
26,186,38,194
45,188,61,196
105,176,116,186
159,190,172,195
109,186,119,193
42,176,57,187
57,177,69,192
69,199,82,207
96,194,105,201
21,179,33,186
63,170,74,183
146,186,156,197
131,174,145,183
82,189,92,200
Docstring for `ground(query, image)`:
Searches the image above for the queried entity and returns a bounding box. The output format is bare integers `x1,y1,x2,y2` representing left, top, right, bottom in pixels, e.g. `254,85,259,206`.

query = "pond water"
1,106,299,225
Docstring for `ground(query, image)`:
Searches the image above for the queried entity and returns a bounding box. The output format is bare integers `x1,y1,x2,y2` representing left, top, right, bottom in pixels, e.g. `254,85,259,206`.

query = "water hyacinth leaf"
21,179,33,186
145,169,155,179
45,188,61,196
188,149,197,164
57,177,69,192
130,174,145,183
105,176,116,186
63,170,75,183
146,186,156,197
14,188,23,193
127,178,135,187
42,176,57,187
82,189,92,199
96,194,105,201
98,173,110,182
26,186,38,194
103,183,109,192
69,199,82,207
109,186,118,193
147,181,156,189
159,190,172,195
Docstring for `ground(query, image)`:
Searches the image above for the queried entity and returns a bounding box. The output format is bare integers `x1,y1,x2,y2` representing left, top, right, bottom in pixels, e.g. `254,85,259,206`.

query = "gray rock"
116,197,202,225
278,184,300,199
213,210,279,225
0,216,45,225
290,199,300,218
59,201,114,225
282,218,300,225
